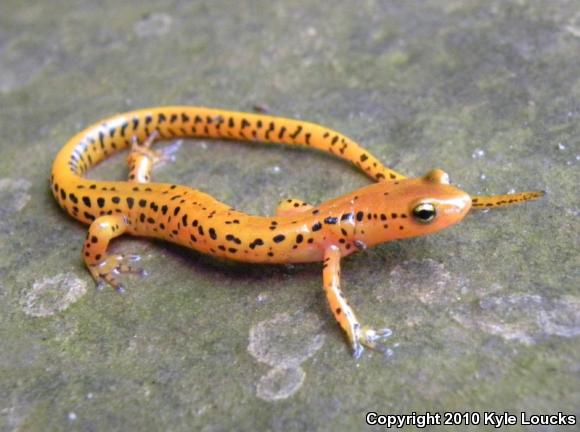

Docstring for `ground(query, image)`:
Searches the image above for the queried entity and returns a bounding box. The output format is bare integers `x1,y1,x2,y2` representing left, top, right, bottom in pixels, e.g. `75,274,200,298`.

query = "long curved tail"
52,105,544,212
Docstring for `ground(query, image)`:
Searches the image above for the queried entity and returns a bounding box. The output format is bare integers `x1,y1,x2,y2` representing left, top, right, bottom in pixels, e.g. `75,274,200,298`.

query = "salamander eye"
412,203,437,224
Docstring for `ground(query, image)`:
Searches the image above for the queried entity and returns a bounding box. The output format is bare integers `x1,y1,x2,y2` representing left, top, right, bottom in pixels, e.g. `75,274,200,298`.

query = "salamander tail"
470,190,545,209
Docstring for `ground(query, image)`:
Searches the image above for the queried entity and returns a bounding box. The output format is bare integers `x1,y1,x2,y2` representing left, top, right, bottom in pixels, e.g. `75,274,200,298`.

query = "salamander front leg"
82,215,146,292
126,131,181,183
323,245,392,358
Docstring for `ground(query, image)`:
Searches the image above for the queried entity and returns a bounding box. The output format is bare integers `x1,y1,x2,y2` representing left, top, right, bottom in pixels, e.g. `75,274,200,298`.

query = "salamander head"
359,169,471,246
394,168,471,236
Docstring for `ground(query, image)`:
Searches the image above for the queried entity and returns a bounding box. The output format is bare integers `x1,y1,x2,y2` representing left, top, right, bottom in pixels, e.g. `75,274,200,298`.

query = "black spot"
82,196,91,207
324,217,338,224
98,131,105,149
296,234,304,244
278,126,286,139
360,154,368,162
161,205,168,215
158,113,166,124
84,212,95,221
126,197,134,209
273,234,285,243
140,214,145,223
182,214,188,227
91,236,98,243
340,213,353,221
249,238,264,249
97,197,105,208
173,206,181,216
209,228,217,240
69,193,78,204
139,199,147,208
356,211,364,222
290,126,302,139
312,222,322,231
226,234,241,244
147,217,155,224
198,226,204,236
112,196,120,204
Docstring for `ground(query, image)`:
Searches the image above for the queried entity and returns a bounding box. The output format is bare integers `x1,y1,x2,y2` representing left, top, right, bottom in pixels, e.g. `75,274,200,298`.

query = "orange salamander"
50,106,544,357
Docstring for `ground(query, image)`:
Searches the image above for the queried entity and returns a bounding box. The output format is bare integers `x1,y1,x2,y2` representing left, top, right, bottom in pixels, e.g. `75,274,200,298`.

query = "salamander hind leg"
322,246,392,358
82,215,146,292
275,198,313,216
126,131,181,183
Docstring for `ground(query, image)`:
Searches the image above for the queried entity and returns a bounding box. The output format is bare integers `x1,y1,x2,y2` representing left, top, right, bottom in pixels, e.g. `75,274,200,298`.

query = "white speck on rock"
134,13,172,37
537,296,580,338
256,367,305,401
248,312,325,368
23,273,88,317
267,165,282,174
451,293,580,345
248,312,325,401
472,148,485,159
565,24,580,38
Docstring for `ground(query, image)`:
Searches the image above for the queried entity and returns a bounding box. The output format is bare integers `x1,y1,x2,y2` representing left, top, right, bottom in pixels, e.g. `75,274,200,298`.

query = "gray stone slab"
0,1,578,431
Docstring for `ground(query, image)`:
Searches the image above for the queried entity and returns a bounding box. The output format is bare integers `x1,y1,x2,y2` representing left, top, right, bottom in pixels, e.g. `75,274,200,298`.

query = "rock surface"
0,0,578,430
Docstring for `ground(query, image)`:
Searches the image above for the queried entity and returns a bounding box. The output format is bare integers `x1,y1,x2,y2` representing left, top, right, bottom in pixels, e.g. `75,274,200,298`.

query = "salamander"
50,106,544,357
